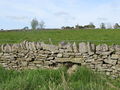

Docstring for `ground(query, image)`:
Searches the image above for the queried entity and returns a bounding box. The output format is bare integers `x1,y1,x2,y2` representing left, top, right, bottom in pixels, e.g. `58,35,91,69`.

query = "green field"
0,29,120,45
0,66,120,90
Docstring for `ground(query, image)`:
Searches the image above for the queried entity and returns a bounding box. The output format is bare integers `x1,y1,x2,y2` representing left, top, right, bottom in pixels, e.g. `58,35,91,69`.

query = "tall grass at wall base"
0,66,120,90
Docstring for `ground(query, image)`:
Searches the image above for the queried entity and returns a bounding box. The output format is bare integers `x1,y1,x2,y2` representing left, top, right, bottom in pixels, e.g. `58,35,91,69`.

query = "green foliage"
38,20,45,29
114,23,120,29
100,23,106,29
0,66,120,90
84,22,96,29
31,18,39,30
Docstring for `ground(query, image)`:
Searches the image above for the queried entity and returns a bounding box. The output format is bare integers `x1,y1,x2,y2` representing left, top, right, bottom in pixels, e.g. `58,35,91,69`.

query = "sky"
0,0,120,29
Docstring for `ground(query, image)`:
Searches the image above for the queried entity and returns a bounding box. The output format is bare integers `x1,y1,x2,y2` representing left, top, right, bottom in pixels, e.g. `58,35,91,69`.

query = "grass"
0,66,120,90
0,29,120,45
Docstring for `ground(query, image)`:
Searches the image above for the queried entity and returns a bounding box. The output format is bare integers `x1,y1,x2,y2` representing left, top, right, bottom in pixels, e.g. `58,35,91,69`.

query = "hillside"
0,29,120,44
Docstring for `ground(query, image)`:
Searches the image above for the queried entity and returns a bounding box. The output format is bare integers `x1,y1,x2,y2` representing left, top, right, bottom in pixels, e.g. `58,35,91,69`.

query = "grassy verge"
0,29,120,45
0,66,120,90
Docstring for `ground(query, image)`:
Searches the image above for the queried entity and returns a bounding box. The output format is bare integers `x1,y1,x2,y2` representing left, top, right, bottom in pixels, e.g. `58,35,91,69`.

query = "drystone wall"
0,41,120,78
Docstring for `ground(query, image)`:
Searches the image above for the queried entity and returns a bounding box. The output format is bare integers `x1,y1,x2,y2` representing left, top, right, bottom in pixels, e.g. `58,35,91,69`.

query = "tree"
31,18,39,30
84,25,90,29
113,23,120,29
23,26,29,30
75,24,84,29
83,23,96,29
39,20,45,29
100,23,106,29
61,26,74,29
75,24,79,29
88,22,96,29
61,26,65,29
